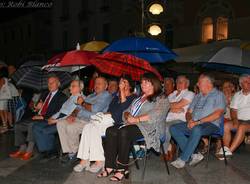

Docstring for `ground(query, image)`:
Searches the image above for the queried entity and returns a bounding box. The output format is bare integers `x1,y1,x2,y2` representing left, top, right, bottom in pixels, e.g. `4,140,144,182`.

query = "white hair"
239,74,250,85
176,75,190,87
73,80,84,90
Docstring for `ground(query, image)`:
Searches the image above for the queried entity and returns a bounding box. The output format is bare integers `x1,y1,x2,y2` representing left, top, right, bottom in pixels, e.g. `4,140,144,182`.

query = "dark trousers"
14,118,42,146
104,125,143,170
32,121,57,152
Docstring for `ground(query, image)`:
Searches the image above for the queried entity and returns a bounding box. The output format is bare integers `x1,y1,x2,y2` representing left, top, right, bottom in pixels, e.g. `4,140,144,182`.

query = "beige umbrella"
80,41,109,52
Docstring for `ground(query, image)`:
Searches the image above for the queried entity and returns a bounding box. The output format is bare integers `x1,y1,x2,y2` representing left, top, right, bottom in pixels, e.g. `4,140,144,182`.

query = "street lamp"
148,24,162,36
148,3,164,15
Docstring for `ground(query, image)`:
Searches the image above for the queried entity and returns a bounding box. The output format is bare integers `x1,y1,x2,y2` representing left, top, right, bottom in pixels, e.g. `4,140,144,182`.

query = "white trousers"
77,121,113,161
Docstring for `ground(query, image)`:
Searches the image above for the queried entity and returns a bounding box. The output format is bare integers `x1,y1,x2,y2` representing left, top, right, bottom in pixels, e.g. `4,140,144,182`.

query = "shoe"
97,168,115,178
161,143,176,161
21,152,33,161
216,146,232,160
39,152,58,163
73,160,90,172
61,154,78,166
189,153,204,166
88,162,104,173
9,151,25,158
200,145,209,155
0,126,8,134
171,158,185,169
110,170,129,182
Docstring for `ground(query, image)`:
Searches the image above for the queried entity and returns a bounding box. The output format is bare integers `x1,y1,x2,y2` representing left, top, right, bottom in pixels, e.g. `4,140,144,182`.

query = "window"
4,31,7,44
62,0,69,17
20,27,24,40
62,30,68,50
81,28,88,43
11,30,15,41
201,17,213,43
103,23,110,42
101,0,110,12
27,24,31,38
216,17,228,41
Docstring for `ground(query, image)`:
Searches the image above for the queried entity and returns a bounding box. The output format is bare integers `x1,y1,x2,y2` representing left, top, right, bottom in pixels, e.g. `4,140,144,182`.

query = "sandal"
97,168,114,178
0,126,8,134
110,169,129,182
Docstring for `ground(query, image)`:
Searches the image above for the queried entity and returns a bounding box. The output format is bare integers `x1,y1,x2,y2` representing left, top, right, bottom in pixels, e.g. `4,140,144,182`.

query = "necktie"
40,93,52,116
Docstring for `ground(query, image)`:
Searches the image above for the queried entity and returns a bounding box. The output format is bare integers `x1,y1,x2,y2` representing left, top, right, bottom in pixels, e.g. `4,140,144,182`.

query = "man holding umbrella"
9,75,67,160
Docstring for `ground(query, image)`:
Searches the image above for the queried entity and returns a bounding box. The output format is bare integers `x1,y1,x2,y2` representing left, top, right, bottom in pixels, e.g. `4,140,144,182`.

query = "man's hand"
187,120,197,129
32,115,44,120
34,100,43,111
48,118,57,125
66,115,76,124
77,96,84,105
170,108,184,113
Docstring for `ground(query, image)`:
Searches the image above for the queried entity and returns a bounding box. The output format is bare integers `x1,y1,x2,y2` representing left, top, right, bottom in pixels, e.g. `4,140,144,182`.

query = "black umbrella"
12,66,72,91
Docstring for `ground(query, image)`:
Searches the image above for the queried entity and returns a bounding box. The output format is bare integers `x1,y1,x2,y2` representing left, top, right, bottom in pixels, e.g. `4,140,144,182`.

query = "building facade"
0,0,249,64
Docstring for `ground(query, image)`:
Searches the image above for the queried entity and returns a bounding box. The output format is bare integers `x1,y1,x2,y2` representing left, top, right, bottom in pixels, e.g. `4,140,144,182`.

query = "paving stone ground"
1,131,250,184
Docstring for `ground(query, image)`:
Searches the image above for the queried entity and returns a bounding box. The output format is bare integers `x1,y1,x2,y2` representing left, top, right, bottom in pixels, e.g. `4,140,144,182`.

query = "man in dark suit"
9,75,67,161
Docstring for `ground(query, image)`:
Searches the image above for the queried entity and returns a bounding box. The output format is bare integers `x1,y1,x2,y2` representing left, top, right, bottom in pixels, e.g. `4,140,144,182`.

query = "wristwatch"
197,120,202,125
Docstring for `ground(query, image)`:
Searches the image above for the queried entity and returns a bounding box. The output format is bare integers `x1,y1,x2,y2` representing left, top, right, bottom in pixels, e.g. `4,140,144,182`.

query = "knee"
237,125,246,133
66,124,76,135
169,124,179,135
106,126,118,137
119,128,129,139
224,122,231,132
191,126,202,137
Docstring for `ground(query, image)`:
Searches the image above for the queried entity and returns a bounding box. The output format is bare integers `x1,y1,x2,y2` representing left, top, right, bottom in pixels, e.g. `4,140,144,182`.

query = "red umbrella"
90,52,163,81
48,52,67,65
44,50,99,72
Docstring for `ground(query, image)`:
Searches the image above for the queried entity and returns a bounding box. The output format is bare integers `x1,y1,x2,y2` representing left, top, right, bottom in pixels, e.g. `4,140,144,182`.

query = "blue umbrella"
102,37,177,63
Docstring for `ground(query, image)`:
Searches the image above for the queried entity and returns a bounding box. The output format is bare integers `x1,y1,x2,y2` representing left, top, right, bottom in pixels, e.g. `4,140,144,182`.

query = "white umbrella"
201,47,250,74
207,47,250,68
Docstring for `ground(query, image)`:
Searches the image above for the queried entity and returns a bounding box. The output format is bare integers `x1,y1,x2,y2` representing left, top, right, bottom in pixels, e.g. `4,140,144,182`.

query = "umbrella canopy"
201,47,250,74
12,67,72,91
48,52,67,65
80,41,109,52
20,60,47,68
173,39,241,63
44,50,98,73
91,52,163,81
102,37,177,63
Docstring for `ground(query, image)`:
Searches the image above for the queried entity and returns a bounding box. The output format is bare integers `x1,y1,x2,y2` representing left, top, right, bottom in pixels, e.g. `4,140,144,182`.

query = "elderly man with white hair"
217,74,250,159
170,73,226,168
162,75,194,161
32,80,85,159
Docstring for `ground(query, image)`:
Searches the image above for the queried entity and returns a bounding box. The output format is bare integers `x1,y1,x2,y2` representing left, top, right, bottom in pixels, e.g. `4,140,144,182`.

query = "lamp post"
141,1,165,37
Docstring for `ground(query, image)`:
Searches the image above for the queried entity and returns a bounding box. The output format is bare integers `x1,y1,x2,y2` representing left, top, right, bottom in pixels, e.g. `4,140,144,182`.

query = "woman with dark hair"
98,73,170,181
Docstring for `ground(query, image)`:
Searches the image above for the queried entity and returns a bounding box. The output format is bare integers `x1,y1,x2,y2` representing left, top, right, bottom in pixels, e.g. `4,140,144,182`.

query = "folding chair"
131,135,170,180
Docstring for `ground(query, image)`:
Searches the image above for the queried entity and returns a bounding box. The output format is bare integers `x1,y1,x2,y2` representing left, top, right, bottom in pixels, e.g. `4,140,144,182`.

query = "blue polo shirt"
188,88,226,127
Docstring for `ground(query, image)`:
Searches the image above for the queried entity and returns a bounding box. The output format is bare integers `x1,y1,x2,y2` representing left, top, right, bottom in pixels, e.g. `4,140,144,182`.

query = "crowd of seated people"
2,67,250,181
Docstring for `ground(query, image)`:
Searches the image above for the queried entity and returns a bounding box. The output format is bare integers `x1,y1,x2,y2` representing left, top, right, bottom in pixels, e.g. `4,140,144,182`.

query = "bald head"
94,77,108,94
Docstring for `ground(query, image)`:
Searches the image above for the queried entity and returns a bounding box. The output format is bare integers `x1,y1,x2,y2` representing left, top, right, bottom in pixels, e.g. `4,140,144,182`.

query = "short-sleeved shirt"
166,89,194,122
188,88,226,127
77,91,112,121
230,91,250,121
